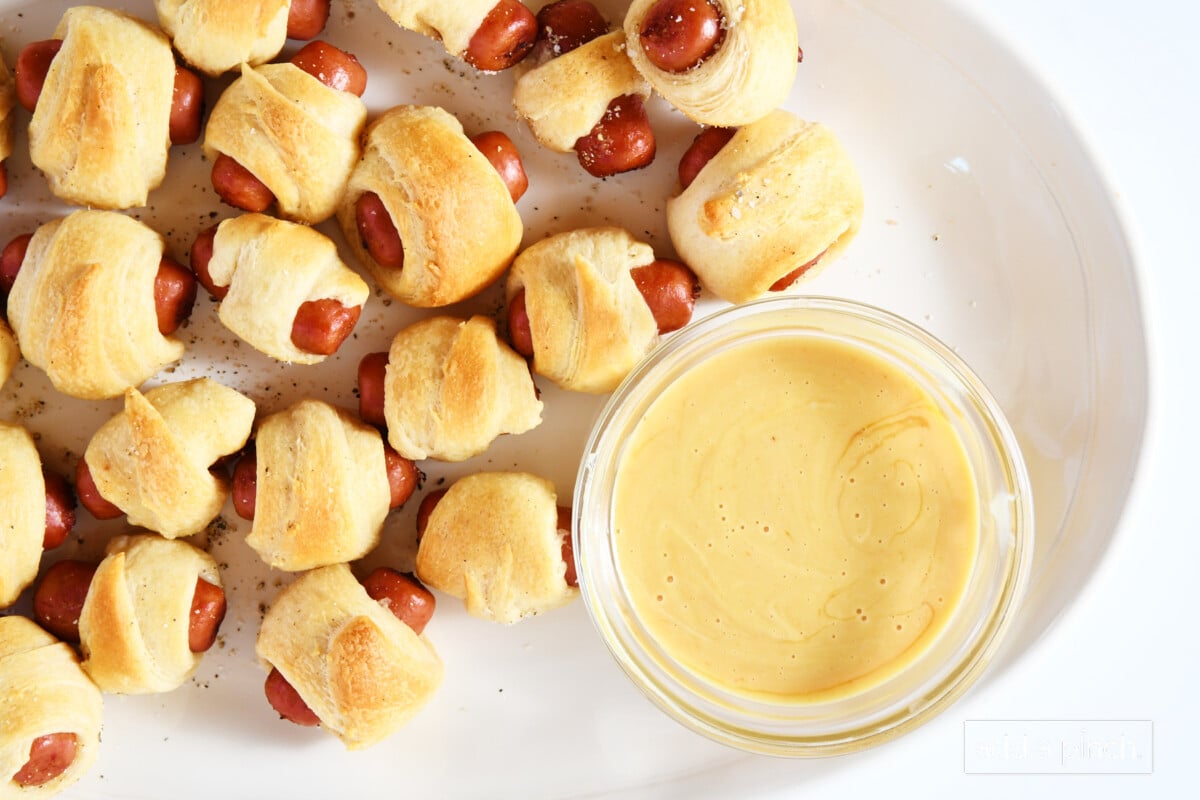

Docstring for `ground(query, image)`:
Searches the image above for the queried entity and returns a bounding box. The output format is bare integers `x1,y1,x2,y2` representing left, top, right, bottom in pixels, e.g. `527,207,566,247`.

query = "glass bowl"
573,295,1034,756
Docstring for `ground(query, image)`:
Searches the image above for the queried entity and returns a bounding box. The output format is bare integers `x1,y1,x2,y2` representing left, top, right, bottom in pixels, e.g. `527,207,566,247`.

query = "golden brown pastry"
506,227,658,394
372,0,535,71
205,213,369,364
28,6,176,209
667,111,863,303
154,0,290,76
5,210,186,400
375,0,490,60
0,616,102,798
1,53,14,198
0,319,17,391
622,0,798,127
256,564,444,750
203,61,367,224
381,315,542,461
0,424,43,609
78,534,223,694
337,105,523,308
512,30,650,154
416,472,577,624
246,400,391,571
0,426,74,613
83,378,255,539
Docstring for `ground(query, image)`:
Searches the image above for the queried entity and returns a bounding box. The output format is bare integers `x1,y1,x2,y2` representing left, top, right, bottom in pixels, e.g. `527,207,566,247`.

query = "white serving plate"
0,0,1147,797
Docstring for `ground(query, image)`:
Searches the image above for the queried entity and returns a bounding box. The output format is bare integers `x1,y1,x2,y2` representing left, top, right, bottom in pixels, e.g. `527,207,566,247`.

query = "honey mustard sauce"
613,335,979,701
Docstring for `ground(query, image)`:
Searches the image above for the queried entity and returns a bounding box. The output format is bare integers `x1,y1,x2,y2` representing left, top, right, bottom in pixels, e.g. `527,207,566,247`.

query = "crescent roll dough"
506,227,658,394
78,534,223,694
0,424,44,609
373,0,497,63
5,210,185,400
383,315,542,462
667,111,864,303
246,400,390,571
1,53,14,180
416,472,577,624
256,564,444,750
204,62,367,224
0,617,102,799
0,320,17,391
154,0,290,76
207,214,369,364
84,378,256,539
623,0,797,126
29,6,175,209
513,31,650,153
337,105,523,308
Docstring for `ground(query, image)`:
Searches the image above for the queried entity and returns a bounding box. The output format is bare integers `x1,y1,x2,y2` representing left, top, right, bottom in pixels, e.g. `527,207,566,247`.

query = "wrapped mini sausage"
203,52,367,224
192,214,369,363
154,0,329,76
623,0,798,127
337,105,523,308
22,6,198,209
0,424,44,610
0,319,16,391
513,3,655,178
0,423,76,610
667,111,864,303
79,378,256,539
0,617,102,797
257,564,443,750
71,534,225,694
506,227,699,393
242,400,393,571
357,315,542,462
1,54,13,199
416,472,577,624
4,211,193,400
373,0,536,71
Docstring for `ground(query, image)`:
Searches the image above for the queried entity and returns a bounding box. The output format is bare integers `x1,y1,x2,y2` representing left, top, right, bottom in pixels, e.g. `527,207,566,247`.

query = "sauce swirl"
613,335,979,701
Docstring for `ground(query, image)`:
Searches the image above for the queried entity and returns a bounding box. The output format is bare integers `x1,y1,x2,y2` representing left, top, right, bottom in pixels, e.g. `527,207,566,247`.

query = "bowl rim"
573,294,1036,757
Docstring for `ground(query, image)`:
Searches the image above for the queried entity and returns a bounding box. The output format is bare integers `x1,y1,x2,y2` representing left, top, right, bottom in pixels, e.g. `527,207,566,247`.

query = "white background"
782,1,1197,797
1,0,1195,797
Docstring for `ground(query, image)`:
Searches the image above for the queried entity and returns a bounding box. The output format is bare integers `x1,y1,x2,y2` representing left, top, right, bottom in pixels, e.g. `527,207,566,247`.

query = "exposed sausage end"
14,39,63,113
12,733,77,788
32,560,97,643
287,0,331,40
211,154,275,213
231,448,257,521
264,667,321,727
290,40,367,96
75,458,124,520
630,258,701,334
575,95,656,178
290,299,362,356
155,258,198,336
384,447,418,510
415,488,447,541
638,0,725,73
41,468,77,550
357,351,389,429
361,567,436,634
464,0,538,71
188,578,226,653
469,130,529,203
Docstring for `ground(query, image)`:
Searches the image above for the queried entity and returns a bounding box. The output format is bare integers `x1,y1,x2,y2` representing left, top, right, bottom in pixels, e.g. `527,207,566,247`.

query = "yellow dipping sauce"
613,335,979,702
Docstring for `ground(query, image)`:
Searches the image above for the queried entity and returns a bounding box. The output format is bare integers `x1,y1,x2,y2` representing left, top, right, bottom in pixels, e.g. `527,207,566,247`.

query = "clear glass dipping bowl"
573,295,1035,756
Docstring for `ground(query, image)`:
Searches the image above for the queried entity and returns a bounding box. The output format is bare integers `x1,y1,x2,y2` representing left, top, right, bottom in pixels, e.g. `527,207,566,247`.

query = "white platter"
0,0,1148,797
